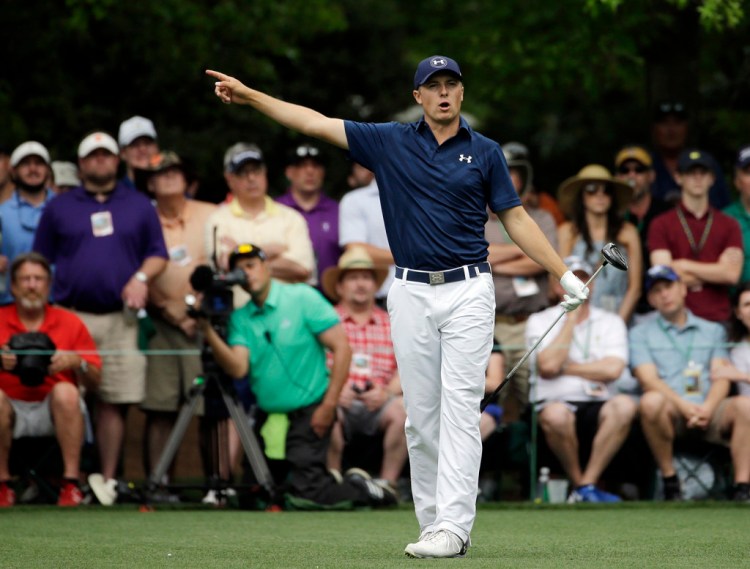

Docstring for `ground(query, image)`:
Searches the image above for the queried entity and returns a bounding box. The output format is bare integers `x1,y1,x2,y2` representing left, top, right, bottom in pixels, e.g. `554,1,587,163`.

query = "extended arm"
207,70,348,150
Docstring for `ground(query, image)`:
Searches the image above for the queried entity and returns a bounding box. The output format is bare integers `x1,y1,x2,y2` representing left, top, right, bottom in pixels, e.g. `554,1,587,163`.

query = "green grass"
1,503,750,568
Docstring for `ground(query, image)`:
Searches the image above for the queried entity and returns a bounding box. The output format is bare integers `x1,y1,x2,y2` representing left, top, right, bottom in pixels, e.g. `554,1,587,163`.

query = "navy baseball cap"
414,55,462,89
677,148,714,173
645,265,680,291
736,144,750,169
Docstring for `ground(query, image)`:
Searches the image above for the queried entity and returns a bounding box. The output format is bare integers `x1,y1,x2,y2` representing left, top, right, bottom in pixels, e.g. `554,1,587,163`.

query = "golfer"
207,55,588,558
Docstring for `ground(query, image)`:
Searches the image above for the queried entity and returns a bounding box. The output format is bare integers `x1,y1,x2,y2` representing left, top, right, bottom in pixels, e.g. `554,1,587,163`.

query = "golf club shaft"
479,262,607,411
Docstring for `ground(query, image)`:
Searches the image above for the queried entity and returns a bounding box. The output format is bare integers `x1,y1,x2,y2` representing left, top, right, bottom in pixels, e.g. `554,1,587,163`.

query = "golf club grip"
479,261,607,411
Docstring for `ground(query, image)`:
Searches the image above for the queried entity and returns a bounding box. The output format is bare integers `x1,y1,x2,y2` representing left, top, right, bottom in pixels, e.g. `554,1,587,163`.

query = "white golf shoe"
88,474,117,506
404,529,468,558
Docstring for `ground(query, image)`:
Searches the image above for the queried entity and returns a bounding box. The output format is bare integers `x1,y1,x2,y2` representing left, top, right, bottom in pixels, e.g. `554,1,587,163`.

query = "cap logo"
431,58,448,68
740,148,750,162
689,151,701,160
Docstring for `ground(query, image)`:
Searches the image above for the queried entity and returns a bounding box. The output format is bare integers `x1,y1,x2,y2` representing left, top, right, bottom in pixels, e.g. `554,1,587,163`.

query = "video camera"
186,265,247,324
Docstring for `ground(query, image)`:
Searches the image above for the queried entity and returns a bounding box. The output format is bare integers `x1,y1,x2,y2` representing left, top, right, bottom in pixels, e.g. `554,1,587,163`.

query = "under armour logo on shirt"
459,154,472,163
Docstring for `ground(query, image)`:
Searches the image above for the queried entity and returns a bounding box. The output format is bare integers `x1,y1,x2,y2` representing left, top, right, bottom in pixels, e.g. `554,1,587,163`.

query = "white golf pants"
388,269,495,542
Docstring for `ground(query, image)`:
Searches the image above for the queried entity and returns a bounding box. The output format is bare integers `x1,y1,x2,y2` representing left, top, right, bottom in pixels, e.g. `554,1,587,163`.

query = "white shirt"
526,306,629,403
339,179,394,298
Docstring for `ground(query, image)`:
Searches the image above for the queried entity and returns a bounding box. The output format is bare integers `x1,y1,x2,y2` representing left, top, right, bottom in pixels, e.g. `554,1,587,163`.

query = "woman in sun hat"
557,164,643,323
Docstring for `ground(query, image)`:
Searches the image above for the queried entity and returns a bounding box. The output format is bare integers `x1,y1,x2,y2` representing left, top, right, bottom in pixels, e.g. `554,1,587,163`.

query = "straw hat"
557,164,633,219
321,246,388,302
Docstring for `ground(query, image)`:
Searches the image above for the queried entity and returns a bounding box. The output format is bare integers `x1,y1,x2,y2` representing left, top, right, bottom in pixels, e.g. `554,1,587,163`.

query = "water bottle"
535,466,550,504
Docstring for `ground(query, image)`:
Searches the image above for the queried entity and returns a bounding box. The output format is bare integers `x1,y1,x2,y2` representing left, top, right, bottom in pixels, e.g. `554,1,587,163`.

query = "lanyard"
571,319,593,360
657,319,695,363
676,207,713,256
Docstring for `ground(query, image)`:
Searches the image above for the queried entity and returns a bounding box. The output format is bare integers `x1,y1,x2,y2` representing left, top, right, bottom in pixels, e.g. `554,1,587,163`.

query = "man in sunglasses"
650,101,729,209
277,143,340,293
615,145,671,322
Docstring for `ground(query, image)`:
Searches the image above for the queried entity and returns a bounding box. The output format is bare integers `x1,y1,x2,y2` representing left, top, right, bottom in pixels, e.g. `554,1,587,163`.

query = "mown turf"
1,503,749,568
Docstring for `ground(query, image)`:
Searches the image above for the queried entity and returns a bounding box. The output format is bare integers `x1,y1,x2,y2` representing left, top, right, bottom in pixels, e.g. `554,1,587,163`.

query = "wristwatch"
134,271,148,284
79,358,89,374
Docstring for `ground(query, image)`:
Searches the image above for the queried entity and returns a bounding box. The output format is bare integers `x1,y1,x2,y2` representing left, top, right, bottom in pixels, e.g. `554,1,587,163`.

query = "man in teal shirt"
199,243,395,508
723,144,750,284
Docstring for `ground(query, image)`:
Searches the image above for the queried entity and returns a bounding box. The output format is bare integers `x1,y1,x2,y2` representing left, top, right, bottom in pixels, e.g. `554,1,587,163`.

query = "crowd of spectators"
1,101,750,508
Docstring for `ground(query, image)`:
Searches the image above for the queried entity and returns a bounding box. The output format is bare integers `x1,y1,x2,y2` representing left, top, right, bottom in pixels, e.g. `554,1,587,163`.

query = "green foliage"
588,0,745,31
2,0,749,199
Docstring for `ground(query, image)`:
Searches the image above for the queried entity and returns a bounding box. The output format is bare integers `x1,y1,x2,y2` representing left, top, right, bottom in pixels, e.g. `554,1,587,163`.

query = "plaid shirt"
331,304,397,389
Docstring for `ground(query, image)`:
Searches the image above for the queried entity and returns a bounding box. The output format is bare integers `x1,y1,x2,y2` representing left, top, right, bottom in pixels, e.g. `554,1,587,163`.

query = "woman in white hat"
557,164,643,323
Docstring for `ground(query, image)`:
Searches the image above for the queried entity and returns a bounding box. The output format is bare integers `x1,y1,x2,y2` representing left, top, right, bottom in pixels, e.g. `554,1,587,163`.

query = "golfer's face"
413,72,464,124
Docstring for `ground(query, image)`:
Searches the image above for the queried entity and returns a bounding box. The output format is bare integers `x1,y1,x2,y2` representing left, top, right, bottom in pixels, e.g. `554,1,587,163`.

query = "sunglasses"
295,145,320,158
582,183,611,196
658,101,685,114
617,164,649,175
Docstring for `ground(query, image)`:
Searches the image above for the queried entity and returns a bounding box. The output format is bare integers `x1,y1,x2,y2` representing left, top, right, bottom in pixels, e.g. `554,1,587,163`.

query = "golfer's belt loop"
463,265,470,280
402,268,409,285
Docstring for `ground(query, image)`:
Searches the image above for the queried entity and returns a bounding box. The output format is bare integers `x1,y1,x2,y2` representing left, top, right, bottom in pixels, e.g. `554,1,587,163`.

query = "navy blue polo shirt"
345,117,520,271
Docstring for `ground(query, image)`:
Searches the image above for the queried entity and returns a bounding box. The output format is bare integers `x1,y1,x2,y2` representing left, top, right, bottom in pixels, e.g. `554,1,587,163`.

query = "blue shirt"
629,310,728,403
0,189,55,304
33,183,168,313
344,117,521,271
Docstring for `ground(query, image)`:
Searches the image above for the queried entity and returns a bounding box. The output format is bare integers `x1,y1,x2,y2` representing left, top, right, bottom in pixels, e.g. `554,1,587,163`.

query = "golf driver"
480,242,629,411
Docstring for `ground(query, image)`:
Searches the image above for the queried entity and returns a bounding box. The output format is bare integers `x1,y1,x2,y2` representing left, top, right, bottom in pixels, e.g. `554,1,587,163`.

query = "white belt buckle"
429,271,445,285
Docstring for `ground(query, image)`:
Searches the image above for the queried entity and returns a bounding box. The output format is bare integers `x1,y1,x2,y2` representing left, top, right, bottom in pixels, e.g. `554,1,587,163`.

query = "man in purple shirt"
33,131,168,506
276,143,340,291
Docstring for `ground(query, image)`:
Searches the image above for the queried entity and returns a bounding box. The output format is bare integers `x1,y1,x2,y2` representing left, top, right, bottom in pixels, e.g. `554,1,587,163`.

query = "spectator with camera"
198,243,396,509
0,253,102,507
321,247,406,499
33,131,168,506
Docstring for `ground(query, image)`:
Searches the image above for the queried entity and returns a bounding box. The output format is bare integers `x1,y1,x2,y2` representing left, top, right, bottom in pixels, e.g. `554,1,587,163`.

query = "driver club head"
601,242,629,271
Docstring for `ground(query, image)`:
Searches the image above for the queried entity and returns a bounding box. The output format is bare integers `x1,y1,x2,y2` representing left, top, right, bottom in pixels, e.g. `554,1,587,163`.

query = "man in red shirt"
322,247,406,498
0,253,101,507
649,149,743,323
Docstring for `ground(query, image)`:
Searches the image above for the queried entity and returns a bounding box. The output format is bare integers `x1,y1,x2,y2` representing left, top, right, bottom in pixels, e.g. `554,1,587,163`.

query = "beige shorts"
674,397,732,446
75,310,146,404
142,315,203,414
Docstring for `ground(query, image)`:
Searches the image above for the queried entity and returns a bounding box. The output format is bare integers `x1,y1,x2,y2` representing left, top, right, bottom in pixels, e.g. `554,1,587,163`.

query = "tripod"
144,368,275,506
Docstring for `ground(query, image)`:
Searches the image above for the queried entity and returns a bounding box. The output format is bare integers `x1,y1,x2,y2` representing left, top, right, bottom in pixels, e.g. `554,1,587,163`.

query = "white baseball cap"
51,161,80,187
10,141,50,167
78,132,119,158
118,115,157,147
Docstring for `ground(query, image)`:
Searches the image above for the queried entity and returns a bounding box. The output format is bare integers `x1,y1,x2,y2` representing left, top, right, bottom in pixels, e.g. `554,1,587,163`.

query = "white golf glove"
559,270,590,312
